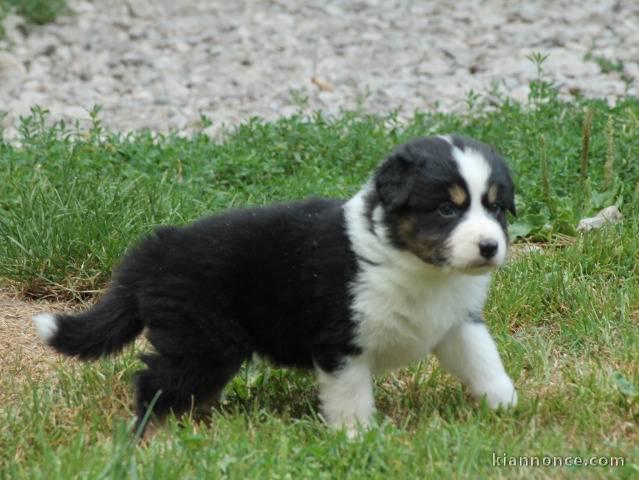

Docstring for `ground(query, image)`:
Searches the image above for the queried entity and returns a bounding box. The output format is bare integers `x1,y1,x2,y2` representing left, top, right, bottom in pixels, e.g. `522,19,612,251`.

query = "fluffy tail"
32,290,143,360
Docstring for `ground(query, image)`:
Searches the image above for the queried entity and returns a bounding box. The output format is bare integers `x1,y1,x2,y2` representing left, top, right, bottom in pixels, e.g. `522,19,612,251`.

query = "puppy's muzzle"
478,239,498,259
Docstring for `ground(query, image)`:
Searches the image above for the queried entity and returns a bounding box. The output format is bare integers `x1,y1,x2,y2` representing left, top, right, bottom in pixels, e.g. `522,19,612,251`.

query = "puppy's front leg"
434,316,517,409
316,356,375,437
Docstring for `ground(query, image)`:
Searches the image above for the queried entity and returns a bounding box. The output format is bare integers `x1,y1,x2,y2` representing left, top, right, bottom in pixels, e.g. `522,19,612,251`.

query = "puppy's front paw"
473,375,517,409
325,415,373,439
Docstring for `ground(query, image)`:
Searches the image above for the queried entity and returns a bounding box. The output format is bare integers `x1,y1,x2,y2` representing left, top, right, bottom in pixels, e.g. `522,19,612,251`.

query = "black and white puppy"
33,135,517,435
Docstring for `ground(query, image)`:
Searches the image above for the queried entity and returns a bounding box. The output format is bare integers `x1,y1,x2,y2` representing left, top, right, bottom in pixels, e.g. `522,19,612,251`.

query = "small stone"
133,90,154,102
280,105,299,117
56,46,73,63
518,5,538,22
510,84,530,103
311,77,334,92
577,206,623,232
624,62,639,79
1,112,13,129
13,91,48,117
68,0,95,14
202,123,226,141
163,79,190,98
415,57,452,76
1,13,26,44
544,49,600,78
28,34,59,57
0,53,26,97
126,0,154,18
61,106,92,121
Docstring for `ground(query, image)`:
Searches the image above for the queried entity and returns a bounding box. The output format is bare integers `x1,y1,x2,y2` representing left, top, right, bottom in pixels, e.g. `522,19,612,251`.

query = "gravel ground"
0,0,637,137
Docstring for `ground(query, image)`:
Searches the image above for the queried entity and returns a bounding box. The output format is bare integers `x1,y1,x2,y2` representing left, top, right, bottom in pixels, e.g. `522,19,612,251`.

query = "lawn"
0,86,637,478
0,0,67,31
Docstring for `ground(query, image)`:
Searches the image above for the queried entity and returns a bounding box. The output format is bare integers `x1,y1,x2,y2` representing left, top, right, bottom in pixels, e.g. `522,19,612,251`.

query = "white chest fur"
351,259,490,373
343,187,492,374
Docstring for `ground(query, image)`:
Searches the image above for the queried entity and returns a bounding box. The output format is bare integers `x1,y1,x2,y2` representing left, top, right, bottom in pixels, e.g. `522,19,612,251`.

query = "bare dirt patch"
0,290,74,402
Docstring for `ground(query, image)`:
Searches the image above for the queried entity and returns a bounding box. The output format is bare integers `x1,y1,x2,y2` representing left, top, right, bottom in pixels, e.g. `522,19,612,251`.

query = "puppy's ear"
375,151,418,210
503,171,517,216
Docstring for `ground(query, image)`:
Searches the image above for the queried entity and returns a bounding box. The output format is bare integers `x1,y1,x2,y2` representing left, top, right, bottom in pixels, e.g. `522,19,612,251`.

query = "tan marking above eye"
448,185,467,206
487,184,498,204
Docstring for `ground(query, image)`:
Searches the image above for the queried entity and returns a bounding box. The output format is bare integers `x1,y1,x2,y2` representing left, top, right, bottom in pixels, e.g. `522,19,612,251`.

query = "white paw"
325,415,372,439
345,424,361,440
473,375,518,409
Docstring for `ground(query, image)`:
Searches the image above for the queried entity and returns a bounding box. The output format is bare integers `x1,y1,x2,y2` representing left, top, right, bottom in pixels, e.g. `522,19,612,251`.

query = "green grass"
2,96,639,297
1,88,638,477
0,0,66,28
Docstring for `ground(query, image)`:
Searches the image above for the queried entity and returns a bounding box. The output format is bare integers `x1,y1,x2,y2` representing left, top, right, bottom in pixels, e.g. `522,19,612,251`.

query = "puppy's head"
374,135,515,273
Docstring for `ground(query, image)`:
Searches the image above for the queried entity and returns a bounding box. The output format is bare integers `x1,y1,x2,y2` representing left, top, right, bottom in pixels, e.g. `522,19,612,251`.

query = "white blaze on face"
446,147,507,270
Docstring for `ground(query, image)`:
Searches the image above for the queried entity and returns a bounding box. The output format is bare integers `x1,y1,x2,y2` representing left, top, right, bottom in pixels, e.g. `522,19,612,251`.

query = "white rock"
56,46,73,63
510,84,530,103
68,0,95,14
624,62,639,79
133,90,154,102
126,0,154,18
415,58,452,76
577,206,623,232
1,112,14,129
518,5,539,22
624,31,639,46
279,105,299,117
543,49,601,78
1,13,25,44
13,91,49,117
0,0,635,136
28,34,59,57
0,53,26,96
60,105,92,121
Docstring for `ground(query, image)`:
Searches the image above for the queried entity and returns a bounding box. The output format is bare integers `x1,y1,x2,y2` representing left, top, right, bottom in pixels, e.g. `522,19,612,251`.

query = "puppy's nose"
479,239,498,259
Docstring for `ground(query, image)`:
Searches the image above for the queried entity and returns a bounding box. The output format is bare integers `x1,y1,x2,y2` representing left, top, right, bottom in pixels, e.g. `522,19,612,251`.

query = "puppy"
33,135,518,435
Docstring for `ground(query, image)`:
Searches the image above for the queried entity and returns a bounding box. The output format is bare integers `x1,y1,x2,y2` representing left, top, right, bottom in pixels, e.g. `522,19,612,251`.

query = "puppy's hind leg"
133,353,243,436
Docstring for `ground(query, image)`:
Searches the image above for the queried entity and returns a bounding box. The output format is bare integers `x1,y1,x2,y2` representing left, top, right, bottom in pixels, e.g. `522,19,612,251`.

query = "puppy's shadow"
216,360,321,421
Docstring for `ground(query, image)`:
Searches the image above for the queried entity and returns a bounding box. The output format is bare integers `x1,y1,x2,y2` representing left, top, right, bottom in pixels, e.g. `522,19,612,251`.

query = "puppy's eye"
488,202,503,214
438,203,458,218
